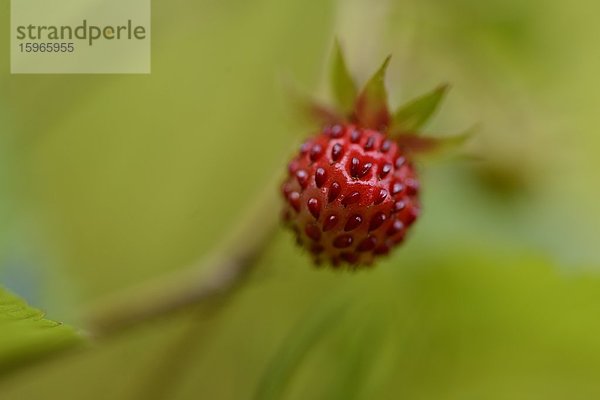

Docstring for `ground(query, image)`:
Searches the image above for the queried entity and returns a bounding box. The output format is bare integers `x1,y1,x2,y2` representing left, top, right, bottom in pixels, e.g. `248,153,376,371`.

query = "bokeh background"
2,0,600,398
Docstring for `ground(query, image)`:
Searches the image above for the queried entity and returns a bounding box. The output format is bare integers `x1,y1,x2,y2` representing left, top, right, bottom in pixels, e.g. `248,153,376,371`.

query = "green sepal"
283,75,342,129
395,126,476,156
353,56,392,131
330,40,357,115
299,99,342,127
391,84,449,135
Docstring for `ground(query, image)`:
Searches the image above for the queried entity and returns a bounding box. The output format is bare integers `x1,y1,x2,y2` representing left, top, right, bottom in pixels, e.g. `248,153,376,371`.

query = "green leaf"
354,56,392,131
0,287,82,374
253,299,349,400
330,40,357,114
391,84,449,134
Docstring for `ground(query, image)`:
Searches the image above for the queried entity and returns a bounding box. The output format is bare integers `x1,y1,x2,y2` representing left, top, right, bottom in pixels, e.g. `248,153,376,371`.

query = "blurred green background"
2,0,600,398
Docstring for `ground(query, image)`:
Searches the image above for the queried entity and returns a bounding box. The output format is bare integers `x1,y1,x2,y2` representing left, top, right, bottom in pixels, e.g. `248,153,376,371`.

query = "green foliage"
330,40,357,114
5,242,600,400
392,126,476,157
0,288,81,373
391,84,448,134
1,0,600,399
285,80,340,128
254,299,348,400
354,56,391,130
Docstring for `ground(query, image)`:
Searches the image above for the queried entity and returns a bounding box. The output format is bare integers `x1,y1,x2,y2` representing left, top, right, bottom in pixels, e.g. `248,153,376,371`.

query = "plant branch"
86,175,281,339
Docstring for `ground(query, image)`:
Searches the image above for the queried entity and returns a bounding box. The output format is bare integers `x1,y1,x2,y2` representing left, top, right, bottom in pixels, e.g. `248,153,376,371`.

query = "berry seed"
333,235,353,248
344,215,363,231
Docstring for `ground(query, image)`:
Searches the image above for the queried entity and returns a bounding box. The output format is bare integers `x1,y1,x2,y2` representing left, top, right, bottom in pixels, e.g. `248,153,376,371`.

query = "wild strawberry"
281,42,469,268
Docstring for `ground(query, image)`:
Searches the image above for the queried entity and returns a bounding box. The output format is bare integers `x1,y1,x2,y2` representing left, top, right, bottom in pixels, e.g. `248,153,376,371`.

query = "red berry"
281,124,421,268
278,44,465,268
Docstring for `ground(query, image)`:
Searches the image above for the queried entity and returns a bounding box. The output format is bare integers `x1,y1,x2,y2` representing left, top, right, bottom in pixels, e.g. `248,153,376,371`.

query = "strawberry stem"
86,174,281,338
